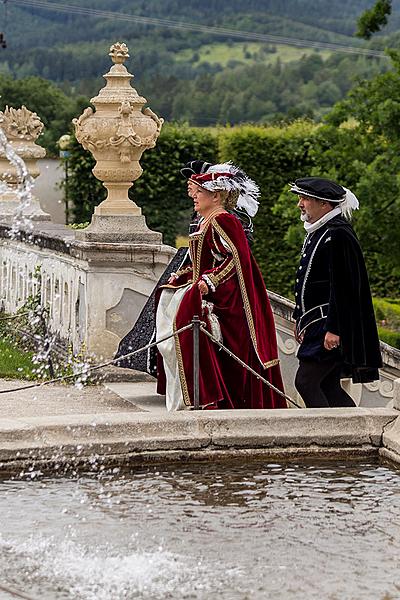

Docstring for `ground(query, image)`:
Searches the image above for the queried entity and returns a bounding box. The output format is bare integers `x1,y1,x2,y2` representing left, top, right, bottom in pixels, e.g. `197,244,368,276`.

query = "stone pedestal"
0,195,50,222
75,215,162,243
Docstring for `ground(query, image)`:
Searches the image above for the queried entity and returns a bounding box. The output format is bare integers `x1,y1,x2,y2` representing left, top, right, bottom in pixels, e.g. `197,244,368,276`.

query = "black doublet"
293,215,382,383
293,225,332,330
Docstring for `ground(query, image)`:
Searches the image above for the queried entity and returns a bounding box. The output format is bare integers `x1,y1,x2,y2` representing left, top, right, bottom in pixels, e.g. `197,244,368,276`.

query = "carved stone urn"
73,42,164,242
0,105,50,221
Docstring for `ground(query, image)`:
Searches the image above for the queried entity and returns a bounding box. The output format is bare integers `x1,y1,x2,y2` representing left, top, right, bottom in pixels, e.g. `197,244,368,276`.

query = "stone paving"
0,374,399,472
0,378,142,418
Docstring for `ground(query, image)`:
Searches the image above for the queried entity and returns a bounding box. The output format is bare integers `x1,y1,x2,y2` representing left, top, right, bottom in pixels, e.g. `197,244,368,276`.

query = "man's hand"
324,331,340,350
197,280,209,295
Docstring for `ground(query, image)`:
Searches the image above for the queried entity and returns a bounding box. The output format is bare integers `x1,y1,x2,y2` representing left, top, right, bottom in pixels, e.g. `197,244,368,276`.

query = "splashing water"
0,534,243,600
0,127,94,383
0,126,35,238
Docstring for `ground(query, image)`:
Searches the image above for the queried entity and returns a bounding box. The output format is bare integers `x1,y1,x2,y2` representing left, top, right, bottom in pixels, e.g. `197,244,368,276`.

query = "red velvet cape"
157,213,285,409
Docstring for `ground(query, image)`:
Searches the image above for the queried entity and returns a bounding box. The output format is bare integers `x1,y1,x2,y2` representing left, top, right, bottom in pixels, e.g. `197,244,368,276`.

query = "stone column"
0,105,50,221
73,42,164,243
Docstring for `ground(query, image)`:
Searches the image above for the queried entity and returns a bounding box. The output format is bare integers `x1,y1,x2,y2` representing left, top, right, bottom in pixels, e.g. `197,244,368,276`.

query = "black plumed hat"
290,177,346,203
180,159,212,179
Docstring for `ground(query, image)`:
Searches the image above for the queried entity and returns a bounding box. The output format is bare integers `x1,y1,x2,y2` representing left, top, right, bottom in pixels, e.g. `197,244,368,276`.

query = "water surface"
0,460,399,599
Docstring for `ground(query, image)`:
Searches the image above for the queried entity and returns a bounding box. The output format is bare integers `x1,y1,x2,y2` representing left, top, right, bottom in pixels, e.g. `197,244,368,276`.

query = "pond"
0,460,399,599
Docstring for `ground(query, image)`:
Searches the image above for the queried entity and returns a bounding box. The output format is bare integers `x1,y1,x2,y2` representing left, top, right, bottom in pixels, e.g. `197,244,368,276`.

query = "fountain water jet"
0,106,50,228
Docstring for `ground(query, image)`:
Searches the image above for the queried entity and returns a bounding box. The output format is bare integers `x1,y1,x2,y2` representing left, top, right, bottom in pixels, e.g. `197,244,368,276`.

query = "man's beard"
300,211,310,222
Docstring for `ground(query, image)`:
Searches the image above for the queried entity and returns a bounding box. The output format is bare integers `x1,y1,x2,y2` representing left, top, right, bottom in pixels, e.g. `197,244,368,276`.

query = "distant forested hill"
0,0,398,128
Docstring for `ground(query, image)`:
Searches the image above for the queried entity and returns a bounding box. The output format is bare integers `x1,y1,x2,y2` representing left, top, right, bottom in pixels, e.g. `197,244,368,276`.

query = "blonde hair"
219,189,239,210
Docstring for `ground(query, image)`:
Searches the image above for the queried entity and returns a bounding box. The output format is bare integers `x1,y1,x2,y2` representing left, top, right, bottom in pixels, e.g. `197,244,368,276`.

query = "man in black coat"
290,177,382,408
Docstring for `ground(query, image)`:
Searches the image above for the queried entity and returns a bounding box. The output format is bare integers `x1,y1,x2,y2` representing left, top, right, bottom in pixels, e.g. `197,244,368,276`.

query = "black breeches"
295,359,356,408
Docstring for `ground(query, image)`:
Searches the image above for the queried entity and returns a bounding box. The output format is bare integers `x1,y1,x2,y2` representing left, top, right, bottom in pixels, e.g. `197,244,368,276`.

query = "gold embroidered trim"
211,225,221,253
213,220,279,370
263,358,280,369
175,266,192,277
207,257,235,289
161,281,193,289
190,222,210,281
173,315,192,407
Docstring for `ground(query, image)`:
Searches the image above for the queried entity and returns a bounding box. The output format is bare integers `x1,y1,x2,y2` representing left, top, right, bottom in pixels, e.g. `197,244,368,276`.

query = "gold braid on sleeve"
175,265,192,277
203,257,235,290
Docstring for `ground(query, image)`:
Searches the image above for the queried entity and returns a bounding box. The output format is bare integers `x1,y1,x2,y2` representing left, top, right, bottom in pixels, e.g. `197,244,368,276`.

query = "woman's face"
192,185,221,216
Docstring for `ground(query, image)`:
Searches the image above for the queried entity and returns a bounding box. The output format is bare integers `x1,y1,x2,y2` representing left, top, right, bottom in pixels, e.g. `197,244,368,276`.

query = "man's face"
297,195,329,224
187,179,197,198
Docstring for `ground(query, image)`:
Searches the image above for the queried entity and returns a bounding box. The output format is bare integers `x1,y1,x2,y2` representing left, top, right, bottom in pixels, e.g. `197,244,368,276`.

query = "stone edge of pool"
0,407,399,474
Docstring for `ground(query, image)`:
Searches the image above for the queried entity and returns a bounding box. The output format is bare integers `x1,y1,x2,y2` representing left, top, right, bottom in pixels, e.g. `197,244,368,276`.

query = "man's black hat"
180,160,212,179
290,177,346,203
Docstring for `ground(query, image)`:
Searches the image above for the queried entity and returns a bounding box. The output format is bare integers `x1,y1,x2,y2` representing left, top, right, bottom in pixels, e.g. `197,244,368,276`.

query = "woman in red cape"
156,163,286,410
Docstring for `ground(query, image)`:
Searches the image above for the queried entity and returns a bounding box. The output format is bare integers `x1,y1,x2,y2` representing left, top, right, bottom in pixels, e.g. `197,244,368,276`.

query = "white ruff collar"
303,206,342,234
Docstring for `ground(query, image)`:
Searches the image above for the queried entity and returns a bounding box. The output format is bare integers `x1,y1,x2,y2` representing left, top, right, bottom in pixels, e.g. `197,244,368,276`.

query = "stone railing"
0,222,175,357
0,43,174,358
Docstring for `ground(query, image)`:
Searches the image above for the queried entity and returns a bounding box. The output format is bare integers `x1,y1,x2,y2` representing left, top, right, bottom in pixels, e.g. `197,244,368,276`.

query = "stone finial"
0,105,50,221
72,41,164,242
109,42,130,64
0,105,44,142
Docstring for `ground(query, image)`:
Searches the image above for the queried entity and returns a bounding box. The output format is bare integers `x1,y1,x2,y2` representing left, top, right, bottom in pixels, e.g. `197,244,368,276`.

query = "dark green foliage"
373,297,400,331
61,134,106,224
357,0,392,39
0,75,87,155
150,53,386,126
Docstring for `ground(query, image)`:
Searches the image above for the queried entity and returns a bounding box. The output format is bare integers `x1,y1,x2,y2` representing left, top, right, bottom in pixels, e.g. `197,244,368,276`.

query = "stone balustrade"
268,290,400,409
0,222,175,357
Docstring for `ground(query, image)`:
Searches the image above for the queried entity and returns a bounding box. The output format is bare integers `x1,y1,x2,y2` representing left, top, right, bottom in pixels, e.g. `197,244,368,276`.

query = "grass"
0,337,37,380
378,326,400,349
175,42,332,67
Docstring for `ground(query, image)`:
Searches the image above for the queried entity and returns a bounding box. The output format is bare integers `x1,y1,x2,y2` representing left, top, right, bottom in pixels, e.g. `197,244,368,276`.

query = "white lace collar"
303,206,342,234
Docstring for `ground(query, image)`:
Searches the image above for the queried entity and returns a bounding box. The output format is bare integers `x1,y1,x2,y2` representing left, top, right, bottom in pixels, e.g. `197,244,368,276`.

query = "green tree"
0,75,88,155
356,0,392,39
307,51,400,296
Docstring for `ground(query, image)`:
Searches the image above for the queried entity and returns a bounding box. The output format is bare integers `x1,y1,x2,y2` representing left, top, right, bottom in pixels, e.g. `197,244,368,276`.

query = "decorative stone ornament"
73,42,164,242
0,105,50,221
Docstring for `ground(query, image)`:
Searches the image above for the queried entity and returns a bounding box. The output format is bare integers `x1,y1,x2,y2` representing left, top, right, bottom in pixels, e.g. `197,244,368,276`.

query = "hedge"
378,327,400,350
217,121,316,296
61,121,399,299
